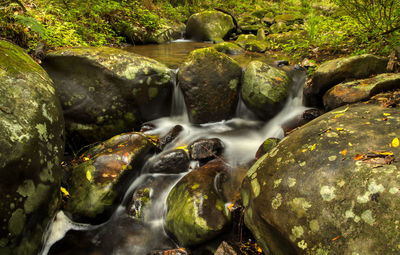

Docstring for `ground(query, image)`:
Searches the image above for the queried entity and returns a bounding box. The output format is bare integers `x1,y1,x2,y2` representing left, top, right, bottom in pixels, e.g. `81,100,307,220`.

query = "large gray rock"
0,40,65,255
178,47,242,124
241,61,291,120
186,11,235,42
304,54,388,107
323,72,400,110
42,47,175,147
166,160,231,246
241,100,400,254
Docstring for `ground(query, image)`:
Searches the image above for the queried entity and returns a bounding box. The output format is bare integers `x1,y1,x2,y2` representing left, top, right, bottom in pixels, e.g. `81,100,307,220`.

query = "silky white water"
41,64,307,255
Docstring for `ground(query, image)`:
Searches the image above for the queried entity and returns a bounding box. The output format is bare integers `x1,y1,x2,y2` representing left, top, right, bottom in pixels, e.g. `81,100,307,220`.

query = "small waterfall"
41,44,309,254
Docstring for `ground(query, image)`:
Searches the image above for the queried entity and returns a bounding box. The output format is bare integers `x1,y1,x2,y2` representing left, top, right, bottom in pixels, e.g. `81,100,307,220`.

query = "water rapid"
41,57,307,255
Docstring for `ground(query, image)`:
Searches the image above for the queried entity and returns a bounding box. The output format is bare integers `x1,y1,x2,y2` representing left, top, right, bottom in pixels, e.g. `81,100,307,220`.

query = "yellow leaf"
86,170,92,181
331,106,349,114
257,247,263,253
348,142,353,146
176,145,189,153
336,128,344,131
383,113,391,116
60,187,69,197
310,144,316,151
83,157,90,162
392,137,399,148
340,149,347,157
334,113,344,118
302,148,307,153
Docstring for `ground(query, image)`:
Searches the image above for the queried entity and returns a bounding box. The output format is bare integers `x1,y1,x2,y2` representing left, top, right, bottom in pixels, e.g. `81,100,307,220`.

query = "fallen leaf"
354,154,365,160
60,187,70,197
302,148,307,153
86,170,92,181
334,113,344,118
176,145,189,153
340,149,347,157
82,157,90,162
332,235,341,241
336,128,344,131
383,113,391,116
331,106,349,114
310,144,316,151
392,137,399,148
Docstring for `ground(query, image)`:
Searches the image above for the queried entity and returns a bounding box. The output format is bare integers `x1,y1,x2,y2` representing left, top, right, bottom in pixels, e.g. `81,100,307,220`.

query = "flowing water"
41,41,307,255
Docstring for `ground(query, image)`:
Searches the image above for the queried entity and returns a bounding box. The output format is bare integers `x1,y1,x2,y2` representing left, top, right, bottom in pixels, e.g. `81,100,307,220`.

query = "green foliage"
14,15,45,37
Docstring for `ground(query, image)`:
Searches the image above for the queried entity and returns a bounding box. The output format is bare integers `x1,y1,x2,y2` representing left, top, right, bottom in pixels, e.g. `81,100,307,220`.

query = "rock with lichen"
165,159,231,246
0,40,65,255
213,42,245,55
178,47,242,124
241,61,291,120
304,54,388,107
323,72,400,111
241,99,400,254
42,47,175,148
186,11,235,42
235,34,269,53
65,132,153,222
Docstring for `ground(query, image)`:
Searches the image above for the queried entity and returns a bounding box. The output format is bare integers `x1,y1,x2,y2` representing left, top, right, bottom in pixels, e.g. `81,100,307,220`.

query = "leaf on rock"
392,137,399,148
331,106,349,114
86,170,92,181
340,149,347,157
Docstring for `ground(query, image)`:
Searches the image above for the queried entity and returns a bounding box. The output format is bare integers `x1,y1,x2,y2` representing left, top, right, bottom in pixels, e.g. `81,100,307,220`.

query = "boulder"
42,47,175,148
304,54,388,107
178,48,242,124
165,160,231,246
237,15,264,33
186,11,235,42
235,34,269,53
189,138,224,161
157,125,184,151
213,42,245,55
274,13,304,25
323,72,400,110
0,40,65,255
241,100,400,254
65,132,153,221
144,149,190,174
241,61,291,120
255,138,280,160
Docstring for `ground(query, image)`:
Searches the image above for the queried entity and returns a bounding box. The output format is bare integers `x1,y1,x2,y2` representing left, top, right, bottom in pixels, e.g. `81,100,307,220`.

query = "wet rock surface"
144,149,190,174
189,138,224,161
178,48,242,124
255,137,280,160
186,11,235,42
42,47,175,148
157,125,184,151
0,40,65,255
323,72,400,110
65,132,153,221
241,61,291,120
165,159,231,246
304,54,388,107
241,100,400,254
213,42,245,55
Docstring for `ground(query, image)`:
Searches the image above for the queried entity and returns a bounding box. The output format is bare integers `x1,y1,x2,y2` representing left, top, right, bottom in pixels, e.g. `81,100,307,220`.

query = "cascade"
41,43,307,255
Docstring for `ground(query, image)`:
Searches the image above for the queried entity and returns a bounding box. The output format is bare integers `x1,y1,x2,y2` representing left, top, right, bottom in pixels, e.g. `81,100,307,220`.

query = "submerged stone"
0,40,65,255
241,99,400,254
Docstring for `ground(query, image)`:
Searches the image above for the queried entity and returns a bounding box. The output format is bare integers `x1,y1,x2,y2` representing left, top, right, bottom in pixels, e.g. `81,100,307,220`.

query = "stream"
40,41,307,255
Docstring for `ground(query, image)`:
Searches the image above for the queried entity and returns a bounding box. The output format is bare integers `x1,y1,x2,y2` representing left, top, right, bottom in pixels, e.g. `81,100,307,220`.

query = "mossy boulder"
255,137,280,160
178,48,242,124
0,40,65,255
42,47,175,148
165,160,231,246
235,34,269,53
65,132,153,221
241,100,400,254
274,13,304,25
238,14,264,33
186,11,235,42
213,42,245,55
323,73,400,110
241,61,291,120
304,54,388,107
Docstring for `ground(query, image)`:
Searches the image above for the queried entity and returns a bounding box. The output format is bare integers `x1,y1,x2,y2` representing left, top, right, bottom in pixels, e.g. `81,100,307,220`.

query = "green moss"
8,209,26,236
